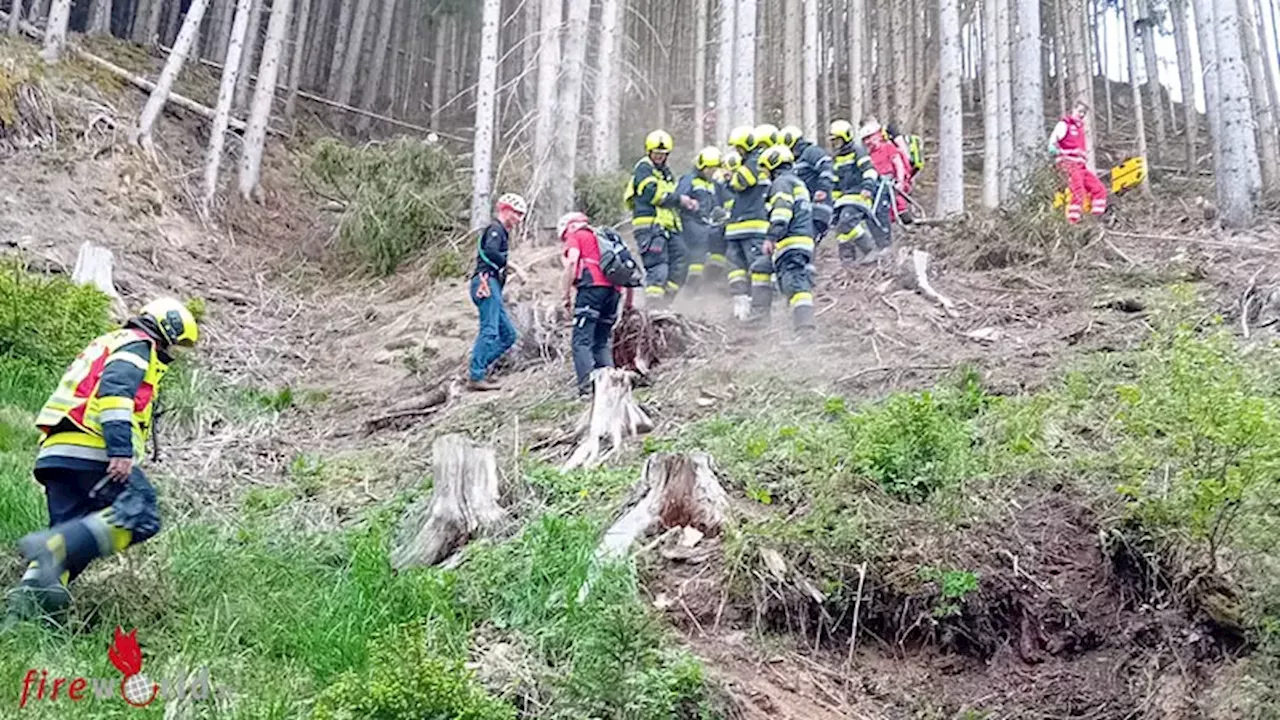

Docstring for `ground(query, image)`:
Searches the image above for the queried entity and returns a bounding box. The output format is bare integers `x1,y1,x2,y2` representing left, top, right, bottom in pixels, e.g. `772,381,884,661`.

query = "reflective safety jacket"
792,140,835,203
626,157,682,233
676,171,720,231
35,328,167,466
726,148,770,242
832,140,881,208
765,170,815,253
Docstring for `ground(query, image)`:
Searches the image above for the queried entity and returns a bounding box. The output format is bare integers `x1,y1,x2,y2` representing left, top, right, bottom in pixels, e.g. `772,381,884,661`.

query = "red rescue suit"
866,137,912,219
1053,115,1107,224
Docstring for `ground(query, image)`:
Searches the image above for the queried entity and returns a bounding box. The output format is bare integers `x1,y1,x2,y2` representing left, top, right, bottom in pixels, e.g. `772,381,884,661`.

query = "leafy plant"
919,567,980,618
575,170,631,227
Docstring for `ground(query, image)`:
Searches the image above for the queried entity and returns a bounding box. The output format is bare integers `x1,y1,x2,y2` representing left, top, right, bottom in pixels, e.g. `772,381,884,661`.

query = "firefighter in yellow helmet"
829,119,884,268
5,298,198,625
724,126,772,321
759,144,817,334
676,147,724,294
704,149,740,288
625,130,697,304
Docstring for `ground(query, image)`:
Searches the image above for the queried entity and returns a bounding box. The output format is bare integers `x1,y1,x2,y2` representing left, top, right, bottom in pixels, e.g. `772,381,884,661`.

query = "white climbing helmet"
496,193,528,216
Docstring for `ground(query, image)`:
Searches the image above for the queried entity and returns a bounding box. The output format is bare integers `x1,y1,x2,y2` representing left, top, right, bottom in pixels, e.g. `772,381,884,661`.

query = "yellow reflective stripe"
727,269,747,280
104,353,149,371
773,192,794,203
790,292,814,306
777,236,815,252
727,219,770,231
96,396,134,412
645,286,666,297
637,176,658,195
687,264,705,274
98,408,134,423
771,208,794,222
632,216,657,227
750,272,772,284
708,254,728,265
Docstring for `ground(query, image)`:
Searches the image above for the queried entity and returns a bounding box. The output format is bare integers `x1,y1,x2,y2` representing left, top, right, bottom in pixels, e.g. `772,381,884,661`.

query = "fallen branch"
1106,229,1280,255
897,248,958,315
364,379,460,433
563,368,653,471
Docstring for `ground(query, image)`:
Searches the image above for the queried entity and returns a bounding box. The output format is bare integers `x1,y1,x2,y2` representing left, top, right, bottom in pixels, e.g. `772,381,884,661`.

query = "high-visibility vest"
35,328,167,462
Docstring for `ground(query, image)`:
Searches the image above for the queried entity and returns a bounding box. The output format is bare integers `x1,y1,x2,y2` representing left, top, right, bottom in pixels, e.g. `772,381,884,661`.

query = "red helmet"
556,212,590,240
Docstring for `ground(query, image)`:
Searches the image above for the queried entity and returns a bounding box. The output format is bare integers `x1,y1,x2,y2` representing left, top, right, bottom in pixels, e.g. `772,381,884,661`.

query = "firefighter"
725,125,772,321
754,123,780,149
780,125,835,242
759,145,817,334
468,193,527,391
626,130,696,303
704,150,740,289
829,119,885,267
1049,100,1107,224
676,147,724,294
860,120,913,225
5,298,198,625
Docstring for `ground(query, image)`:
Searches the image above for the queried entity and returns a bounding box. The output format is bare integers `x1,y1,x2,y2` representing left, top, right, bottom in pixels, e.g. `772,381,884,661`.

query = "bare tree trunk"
325,0,354,97
239,0,291,201
1063,0,1092,166
1170,0,1197,172
849,0,865,122
717,0,735,137
996,0,1013,199
40,0,71,62
1191,0,1222,170
1122,0,1153,196
203,0,252,207
331,0,372,106
983,0,1000,207
1260,0,1280,140
532,0,562,224
892,0,909,122
354,0,397,132
233,0,264,112
1137,0,1166,163
303,0,333,87
734,0,756,125
1096,0,1112,133
802,0,819,136
1012,0,1044,190
1052,9,1066,117
692,0,707,149
135,0,212,151
7,0,23,35
551,0,589,218
784,0,802,119
470,0,501,228
938,0,964,216
1214,0,1260,223
283,0,312,119
87,0,112,35
1238,0,1280,189
430,15,448,127
593,0,623,171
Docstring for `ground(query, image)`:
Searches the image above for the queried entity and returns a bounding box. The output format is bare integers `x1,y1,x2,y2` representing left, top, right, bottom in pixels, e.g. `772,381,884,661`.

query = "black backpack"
594,228,644,287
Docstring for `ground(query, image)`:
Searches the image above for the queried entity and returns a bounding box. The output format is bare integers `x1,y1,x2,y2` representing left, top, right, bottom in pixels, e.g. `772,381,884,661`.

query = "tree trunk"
430,15,448,127
1096,0,1112,133
1170,0,1197,172
203,0,252,207
232,0,264,112
692,0,706,149
1121,0,1153,197
564,369,655,471
354,0,397,132
469,0,501,229
1063,0,1093,168
983,0,1000,207
1214,0,1260,224
283,0,311,119
325,0,355,97
1259,0,1280,148
533,0,562,223
892,0,909,123
734,0,756,125
87,0,111,35
1051,8,1066,117
1237,0,1280,189
802,0,819,137
996,0,1014,199
390,435,507,570
595,452,729,562
1136,0,1166,163
938,0,964,216
303,0,334,87
717,0,735,137
520,0,537,115
135,0,212,151
1012,0,1044,190
40,0,70,62
784,0,801,119
332,0,372,106
238,0,291,201
592,0,622,171
7,0,22,35
849,0,865,122
551,0,589,218
1191,0,1222,171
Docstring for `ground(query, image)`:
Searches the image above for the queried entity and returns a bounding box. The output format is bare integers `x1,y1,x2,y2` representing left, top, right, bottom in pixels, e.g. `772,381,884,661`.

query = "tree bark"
1213,0,1260,224
550,0,589,217
470,0,501,229
784,0,802,119
7,0,23,35
1237,0,1280,189
1121,0,1153,197
849,0,865,122
1191,0,1222,169
734,0,756,125
232,0,264,112
87,0,112,35
283,0,311,119
1136,0,1166,163
595,453,729,562
1063,0,1093,168
592,0,623,171
40,0,70,62
239,0,291,201
332,0,372,106
693,0,707,150
203,0,252,208
135,0,213,151
983,0,1000,207
429,14,448,127
1258,0,1280,151
1096,0,1113,133
303,0,334,87
892,0,909,123
1012,0,1044,190
996,0,1014,199
716,0,735,138
564,369,655,471
325,0,355,97
354,0,397,132
533,0,562,222
802,0,819,137
938,0,964,217
1170,0,1197,172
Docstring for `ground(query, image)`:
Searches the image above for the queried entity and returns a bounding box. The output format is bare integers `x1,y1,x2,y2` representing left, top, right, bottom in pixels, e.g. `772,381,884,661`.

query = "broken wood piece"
390,434,506,569
897,248,958,316
364,379,460,433
596,452,729,562
562,368,653,471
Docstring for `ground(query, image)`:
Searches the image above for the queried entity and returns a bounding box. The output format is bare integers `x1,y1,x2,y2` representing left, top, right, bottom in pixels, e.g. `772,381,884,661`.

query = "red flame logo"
108,627,143,676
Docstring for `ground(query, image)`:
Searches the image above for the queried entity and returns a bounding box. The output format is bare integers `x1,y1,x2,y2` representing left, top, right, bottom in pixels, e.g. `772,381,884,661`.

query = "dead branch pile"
611,307,705,374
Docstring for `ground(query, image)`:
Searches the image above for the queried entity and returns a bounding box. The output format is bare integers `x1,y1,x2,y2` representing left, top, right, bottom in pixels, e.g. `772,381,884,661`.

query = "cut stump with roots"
597,452,729,562
391,434,506,569
561,367,653,471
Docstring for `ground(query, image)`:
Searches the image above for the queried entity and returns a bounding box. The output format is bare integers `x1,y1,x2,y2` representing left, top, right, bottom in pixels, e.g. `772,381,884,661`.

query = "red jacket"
869,141,911,190
1056,115,1086,161
563,227,611,287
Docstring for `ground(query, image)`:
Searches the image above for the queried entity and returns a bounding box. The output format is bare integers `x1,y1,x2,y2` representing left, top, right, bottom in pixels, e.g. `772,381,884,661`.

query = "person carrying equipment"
725,126,772,321
5,298,198,626
885,122,925,182
860,120,914,224
625,130,697,304
781,125,835,241
704,150,739,289
558,212,637,397
1049,100,1107,224
759,145,817,334
676,147,724,294
829,120,886,267
467,193,528,391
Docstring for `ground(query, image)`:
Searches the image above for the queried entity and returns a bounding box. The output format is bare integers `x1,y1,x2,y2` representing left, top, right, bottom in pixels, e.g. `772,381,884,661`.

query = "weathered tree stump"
562,367,653,471
597,452,729,561
896,247,958,316
71,242,127,318
391,434,506,569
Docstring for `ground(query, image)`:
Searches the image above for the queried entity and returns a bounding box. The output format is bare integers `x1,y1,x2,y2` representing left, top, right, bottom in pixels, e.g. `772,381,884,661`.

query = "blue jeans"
469,274,518,381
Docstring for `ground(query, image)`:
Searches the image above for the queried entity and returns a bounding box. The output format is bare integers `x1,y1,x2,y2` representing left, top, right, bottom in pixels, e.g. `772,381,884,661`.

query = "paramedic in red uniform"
860,121,913,222
559,212,630,397
1049,101,1107,224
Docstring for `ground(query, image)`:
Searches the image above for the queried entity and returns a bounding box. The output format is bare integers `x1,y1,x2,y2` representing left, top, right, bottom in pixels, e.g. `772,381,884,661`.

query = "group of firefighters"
2,102,1109,626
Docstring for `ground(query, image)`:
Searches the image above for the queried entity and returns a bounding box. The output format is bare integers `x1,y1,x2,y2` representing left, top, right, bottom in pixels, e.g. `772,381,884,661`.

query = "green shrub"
305,138,466,276
846,388,979,501
575,170,631,227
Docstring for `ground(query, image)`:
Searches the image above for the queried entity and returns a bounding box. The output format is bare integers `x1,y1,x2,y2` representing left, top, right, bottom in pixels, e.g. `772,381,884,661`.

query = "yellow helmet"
754,123,779,148
829,119,855,144
723,149,742,169
779,125,803,148
727,125,756,152
759,145,796,173
138,297,199,348
645,129,674,153
695,146,722,170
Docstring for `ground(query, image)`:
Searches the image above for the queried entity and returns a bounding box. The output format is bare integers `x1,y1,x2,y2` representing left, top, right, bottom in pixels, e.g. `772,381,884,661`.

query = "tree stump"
597,452,729,561
896,247,958,316
562,367,653,471
71,242,127,318
391,434,507,569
